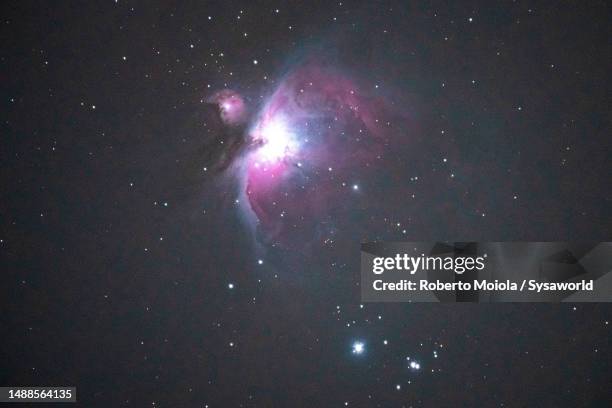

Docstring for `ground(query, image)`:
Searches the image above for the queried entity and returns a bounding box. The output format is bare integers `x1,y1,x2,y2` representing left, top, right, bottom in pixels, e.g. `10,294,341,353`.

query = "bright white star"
352,341,365,355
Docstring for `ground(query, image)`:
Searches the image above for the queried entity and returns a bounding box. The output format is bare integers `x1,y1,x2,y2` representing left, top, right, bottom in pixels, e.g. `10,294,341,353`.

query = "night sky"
1,1,611,407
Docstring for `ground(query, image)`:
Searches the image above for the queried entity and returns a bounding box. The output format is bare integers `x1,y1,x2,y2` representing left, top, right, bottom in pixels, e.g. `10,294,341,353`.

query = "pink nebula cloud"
209,89,247,125
238,64,401,248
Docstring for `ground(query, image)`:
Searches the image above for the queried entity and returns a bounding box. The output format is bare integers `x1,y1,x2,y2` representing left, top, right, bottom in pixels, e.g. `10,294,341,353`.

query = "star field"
1,1,611,407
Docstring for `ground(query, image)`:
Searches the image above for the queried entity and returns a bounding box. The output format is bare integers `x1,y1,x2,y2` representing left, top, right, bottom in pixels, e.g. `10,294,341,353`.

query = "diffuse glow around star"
352,341,365,355
251,115,298,163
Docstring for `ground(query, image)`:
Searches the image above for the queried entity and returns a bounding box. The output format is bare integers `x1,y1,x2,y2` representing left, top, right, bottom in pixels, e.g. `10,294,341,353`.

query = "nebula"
208,89,247,126
227,64,402,249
